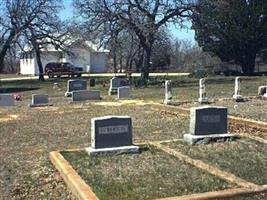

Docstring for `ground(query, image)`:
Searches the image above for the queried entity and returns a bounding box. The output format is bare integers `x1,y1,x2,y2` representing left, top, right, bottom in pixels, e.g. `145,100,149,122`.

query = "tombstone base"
29,103,53,107
233,95,244,102
164,99,172,105
198,98,209,104
108,88,118,95
86,145,140,156
183,133,239,145
65,92,72,97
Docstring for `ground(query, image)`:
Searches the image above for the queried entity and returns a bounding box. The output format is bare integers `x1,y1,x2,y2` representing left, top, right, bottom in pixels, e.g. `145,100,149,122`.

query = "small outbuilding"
20,39,109,75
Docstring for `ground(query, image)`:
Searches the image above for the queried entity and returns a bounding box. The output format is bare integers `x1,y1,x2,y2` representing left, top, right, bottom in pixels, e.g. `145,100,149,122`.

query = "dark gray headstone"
91,116,133,149
0,94,15,106
32,94,49,105
108,77,128,95
190,106,227,135
72,90,100,102
65,80,87,97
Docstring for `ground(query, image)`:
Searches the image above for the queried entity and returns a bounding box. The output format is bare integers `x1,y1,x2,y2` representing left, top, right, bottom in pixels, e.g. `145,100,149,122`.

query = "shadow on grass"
0,87,39,93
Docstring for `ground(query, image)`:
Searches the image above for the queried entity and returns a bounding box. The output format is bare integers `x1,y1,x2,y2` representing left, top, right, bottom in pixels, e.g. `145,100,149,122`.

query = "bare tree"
0,0,63,77
74,0,195,79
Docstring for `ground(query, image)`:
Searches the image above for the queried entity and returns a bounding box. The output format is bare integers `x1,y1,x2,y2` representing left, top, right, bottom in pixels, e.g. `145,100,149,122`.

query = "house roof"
22,36,109,53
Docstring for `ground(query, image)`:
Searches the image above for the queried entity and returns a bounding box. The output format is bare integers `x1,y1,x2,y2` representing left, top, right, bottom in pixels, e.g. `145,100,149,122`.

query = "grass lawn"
166,139,267,185
1,76,267,199
61,148,235,200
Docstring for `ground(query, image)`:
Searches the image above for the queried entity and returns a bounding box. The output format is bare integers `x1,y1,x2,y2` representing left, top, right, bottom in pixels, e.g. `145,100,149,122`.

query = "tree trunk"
141,47,151,80
240,54,256,76
33,44,44,81
0,30,16,73
0,57,4,73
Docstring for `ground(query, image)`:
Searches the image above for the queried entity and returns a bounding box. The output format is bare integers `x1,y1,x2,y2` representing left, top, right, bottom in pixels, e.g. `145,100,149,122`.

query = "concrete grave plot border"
50,140,267,200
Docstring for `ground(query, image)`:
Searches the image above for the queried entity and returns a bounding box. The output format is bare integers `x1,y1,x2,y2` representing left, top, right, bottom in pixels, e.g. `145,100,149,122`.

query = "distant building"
20,39,109,75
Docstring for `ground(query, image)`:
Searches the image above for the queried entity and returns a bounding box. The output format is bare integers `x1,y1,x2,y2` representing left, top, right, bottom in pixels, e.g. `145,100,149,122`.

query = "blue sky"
60,0,195,42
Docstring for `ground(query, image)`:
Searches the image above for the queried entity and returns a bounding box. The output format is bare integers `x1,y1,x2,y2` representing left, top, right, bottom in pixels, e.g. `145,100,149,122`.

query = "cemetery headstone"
72,90,101,102
65,80,87,97
164,80,172,104
263,85,267,98
0,94,15,106
258,86,266,96
117,87,130,99
89,79,96,87
184,106,238,144
30,94,52,107
86,116,139,155
233,77,243,102
198,79,208,103
108,77,128,95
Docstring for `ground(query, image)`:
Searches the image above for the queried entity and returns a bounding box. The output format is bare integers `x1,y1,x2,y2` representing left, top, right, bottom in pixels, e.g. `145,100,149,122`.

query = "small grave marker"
65,80,87,97
184,106,238,144
117,87,130,99
198,79,208,103
86,116,139,155
164,80,172,104
0,94,15,106
258,86,266,96
233,77,243,102
72,90,101,102
29,94,52,107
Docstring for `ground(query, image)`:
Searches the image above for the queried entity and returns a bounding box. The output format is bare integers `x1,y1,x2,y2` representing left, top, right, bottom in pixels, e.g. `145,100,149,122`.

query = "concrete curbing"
50,147,266,200
155,186,267,200
49,151,99,200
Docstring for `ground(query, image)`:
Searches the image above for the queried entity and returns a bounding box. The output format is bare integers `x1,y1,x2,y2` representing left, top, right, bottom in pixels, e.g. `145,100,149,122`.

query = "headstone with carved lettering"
0,94,15,106
184,106,238,144
86,116,139,155
198,78,208,103
164,80,172,104
233,77,243,102
65,80,87,97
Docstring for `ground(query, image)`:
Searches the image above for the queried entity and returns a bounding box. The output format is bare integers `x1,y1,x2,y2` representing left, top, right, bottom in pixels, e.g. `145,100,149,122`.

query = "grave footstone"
117,87,130,99
258,86,266,96
184,106,238,144
72,90,101,102
198,79,208,103
108,77,128,95
0,94,15,106
164,80,172,105
86,116,139,155
29,94,52,107
233,77,243,102
65,80,87,97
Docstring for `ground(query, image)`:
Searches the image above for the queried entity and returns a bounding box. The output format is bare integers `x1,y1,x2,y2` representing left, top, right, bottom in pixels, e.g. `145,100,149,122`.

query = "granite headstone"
72,90,101,102
65,80,87,97
86,116,139,155
117,87,130,99
0,94,15,106
108,77,128,95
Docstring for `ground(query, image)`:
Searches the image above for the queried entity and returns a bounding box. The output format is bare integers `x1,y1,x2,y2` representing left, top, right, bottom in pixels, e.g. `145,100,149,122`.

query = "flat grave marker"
117,87,130,99
29,94,52,107
0,94,15,106
72,90,101,102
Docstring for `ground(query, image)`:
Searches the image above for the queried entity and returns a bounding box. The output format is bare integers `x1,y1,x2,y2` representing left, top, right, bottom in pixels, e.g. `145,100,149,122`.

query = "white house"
20,39,109,75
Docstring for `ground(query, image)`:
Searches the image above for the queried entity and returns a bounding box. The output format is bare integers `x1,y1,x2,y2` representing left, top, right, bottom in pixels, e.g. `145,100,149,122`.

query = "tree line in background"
0,0,267,80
